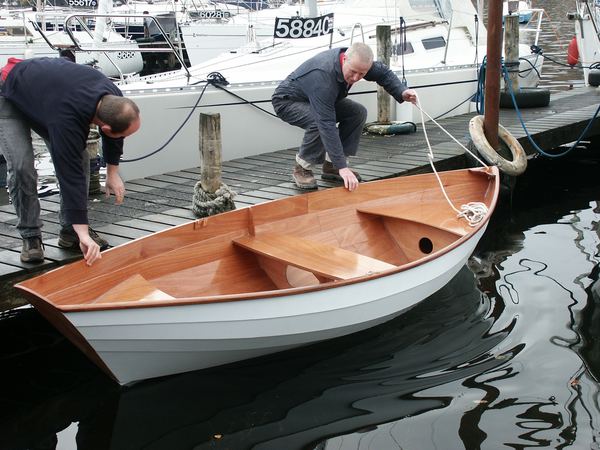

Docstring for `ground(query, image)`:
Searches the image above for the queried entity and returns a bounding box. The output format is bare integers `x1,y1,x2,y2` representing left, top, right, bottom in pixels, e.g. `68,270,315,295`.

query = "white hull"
65,226,485,385
571,0,600,86
116,0,543,180
0,10,144,77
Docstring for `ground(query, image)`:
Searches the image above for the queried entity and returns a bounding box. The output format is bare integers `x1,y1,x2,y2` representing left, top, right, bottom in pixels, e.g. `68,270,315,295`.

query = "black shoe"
21,236,44,263
321,160,363,182
58,227,109,250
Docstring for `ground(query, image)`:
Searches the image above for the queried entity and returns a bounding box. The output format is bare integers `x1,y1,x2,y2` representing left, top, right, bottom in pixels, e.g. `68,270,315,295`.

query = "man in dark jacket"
272,42,417,191
0,57,140,265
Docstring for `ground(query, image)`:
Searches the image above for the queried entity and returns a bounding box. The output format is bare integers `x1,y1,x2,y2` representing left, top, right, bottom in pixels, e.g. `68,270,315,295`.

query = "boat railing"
349,22,365,45
518,8,544,46
36,12,191,81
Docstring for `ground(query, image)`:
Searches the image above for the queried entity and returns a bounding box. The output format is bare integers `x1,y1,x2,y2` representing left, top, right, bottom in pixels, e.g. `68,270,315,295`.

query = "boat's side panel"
64,226,486,384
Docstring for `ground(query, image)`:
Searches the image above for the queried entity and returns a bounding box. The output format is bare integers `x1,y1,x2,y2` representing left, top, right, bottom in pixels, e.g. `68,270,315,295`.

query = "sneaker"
321,160,363,182
292,163,318,189
58,227,109,250
21,236,44,263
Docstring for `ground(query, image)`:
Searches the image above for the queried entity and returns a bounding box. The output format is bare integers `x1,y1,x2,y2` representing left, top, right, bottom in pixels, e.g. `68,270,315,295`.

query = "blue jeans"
272,97,367,166
0,96,89,238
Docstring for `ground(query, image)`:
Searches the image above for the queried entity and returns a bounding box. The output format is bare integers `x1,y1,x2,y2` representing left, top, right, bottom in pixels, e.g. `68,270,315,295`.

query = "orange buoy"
567,37,579,66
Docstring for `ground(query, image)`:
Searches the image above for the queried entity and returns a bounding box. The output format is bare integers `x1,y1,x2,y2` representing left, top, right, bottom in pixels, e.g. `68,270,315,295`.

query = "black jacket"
1,57,124,225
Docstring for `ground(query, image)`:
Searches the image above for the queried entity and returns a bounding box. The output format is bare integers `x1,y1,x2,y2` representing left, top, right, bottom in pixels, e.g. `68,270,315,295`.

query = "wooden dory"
16,167,499,385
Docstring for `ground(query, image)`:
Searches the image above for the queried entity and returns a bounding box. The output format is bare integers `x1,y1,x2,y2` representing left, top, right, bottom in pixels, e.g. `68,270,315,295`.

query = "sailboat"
568,0,600,86
111,0,544,181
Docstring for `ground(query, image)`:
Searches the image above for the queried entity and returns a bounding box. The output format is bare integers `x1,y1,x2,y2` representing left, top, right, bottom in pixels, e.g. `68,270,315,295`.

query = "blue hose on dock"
501,65,600,159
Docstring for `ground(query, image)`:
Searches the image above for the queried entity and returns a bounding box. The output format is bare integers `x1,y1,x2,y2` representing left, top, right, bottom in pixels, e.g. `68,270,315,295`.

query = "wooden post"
483,0,503,151
199,113,222,193
376,25,392,124
504,14,520,93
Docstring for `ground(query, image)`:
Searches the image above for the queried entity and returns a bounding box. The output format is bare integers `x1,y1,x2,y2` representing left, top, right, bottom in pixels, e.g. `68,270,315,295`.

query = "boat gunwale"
16,167,499,313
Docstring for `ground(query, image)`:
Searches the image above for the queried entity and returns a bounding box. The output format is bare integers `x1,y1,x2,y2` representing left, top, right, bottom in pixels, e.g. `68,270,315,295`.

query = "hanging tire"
468,115,527,176
499,88,551,109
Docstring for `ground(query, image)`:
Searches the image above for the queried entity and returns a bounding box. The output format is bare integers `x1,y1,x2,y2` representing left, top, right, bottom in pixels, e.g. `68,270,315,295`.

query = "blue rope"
501,65,600,158
475,57,600,159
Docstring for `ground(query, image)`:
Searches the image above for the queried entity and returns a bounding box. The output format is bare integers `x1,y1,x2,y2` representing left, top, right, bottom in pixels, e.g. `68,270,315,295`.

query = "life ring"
567,37,579,66
468,115,527,176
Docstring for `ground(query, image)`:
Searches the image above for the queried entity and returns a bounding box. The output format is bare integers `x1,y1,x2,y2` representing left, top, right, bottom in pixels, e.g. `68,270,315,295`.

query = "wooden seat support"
357,203,470,236
233,233,396,281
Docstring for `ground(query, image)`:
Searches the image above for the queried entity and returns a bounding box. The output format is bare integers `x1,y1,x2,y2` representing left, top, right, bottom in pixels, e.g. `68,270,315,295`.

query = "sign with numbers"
190,10,232,20
273,13,334,39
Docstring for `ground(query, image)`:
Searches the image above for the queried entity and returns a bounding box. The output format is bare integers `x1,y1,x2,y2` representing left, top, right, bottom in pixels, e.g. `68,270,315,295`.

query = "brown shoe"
21,236,44,263
321,160,362,182
292,164,318,189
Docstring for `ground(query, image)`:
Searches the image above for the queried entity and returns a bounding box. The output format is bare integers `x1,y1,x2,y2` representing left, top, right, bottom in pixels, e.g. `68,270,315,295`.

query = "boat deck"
1,86,599,308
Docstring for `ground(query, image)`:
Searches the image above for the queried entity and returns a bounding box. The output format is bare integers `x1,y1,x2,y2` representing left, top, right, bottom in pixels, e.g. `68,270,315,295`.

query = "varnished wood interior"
15,167,499,310
233,233,397,281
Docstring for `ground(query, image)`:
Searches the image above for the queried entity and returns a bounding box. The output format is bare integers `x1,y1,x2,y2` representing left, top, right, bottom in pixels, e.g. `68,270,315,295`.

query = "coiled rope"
413,93,489,226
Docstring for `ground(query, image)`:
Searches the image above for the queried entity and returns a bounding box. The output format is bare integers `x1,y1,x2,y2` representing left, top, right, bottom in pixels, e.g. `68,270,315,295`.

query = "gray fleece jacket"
273,47,408,169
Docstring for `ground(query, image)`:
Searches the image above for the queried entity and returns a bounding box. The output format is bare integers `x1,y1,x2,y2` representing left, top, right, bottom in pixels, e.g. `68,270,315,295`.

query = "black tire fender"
499,88,551,109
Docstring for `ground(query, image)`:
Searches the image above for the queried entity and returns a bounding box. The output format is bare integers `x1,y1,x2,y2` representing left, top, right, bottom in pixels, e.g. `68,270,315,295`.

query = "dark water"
3,1,600,449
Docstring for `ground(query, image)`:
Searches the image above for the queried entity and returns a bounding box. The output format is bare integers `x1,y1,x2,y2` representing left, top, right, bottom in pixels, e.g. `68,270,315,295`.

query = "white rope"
413,93,489,227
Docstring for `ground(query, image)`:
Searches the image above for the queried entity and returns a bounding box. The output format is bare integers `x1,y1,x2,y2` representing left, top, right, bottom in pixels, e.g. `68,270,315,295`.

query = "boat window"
422,36,446,50
5,26,30,36
393,41,414,55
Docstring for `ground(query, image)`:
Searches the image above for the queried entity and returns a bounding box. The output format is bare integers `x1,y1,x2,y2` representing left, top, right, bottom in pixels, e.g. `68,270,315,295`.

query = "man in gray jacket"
272,42,417,191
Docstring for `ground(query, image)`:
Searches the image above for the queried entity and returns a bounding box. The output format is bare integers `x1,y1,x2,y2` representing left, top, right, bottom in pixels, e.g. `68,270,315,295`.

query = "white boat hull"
65,225,486,385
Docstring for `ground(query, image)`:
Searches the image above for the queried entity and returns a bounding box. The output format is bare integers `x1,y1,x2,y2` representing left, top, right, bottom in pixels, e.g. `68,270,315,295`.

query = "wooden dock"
0,86,599,308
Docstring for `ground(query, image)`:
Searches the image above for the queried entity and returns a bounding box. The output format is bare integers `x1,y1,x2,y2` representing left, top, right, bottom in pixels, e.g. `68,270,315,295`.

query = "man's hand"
73,224,102,266
339,167,359,192
402,89,418,105
105,164,125,205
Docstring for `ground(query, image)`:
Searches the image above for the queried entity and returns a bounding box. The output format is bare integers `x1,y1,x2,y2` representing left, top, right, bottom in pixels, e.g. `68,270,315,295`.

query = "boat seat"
93,274,175,304
233,233,396,281
357,203,470,236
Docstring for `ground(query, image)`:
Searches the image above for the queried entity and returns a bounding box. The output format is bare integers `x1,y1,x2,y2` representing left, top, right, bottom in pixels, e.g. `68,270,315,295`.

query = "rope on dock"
192,182,236,218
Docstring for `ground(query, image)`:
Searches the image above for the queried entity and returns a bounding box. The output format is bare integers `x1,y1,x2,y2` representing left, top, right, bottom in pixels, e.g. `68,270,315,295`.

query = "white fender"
469,115,527,176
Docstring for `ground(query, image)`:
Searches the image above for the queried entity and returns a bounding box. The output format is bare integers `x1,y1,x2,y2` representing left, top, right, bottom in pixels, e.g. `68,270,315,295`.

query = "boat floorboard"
1,86,599,309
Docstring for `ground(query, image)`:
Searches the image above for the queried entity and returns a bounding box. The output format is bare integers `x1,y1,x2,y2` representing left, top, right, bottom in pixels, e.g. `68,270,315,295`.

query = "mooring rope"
413,93,489,226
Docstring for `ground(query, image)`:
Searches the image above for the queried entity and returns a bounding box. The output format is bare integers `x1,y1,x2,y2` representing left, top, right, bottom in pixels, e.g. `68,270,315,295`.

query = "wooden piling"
376,25,392,124
504,14,520,93
483,0,503,151
199,113,222,193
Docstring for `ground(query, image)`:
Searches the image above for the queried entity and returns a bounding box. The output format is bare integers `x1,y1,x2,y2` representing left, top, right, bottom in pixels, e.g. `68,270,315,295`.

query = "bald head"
342,43,374,85
345,42,374,66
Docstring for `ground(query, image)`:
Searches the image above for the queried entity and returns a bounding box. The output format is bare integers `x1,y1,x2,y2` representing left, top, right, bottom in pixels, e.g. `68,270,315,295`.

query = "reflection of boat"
0,264,506,449
117,0,544,181
16,166,499,385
